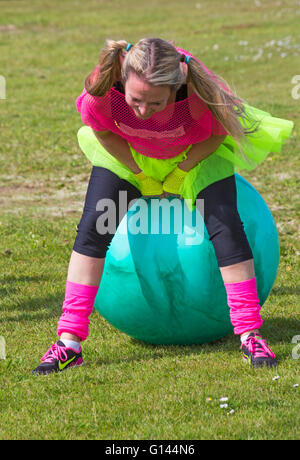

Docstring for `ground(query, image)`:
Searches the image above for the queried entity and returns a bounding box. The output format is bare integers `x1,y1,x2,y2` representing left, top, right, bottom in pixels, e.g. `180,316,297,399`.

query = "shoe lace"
41,343,68,363
246,335,276,359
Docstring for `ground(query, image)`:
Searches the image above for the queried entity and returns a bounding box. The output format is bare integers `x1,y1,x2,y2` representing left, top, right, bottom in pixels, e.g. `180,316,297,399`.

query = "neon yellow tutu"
77,103,294,212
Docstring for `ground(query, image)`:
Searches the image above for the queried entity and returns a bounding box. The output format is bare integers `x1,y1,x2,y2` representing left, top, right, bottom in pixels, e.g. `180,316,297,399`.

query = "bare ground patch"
0,174,88,217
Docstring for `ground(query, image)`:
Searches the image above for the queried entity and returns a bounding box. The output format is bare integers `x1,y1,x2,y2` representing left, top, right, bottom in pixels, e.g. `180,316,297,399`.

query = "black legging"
73,167,253,267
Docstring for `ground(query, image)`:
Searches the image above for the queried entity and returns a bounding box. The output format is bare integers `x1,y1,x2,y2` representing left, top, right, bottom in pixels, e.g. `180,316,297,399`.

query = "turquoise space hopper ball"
94,174,279,345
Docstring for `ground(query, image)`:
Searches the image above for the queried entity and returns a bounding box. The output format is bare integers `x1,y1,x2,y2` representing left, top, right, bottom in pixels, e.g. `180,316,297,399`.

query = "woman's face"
125,72,173,119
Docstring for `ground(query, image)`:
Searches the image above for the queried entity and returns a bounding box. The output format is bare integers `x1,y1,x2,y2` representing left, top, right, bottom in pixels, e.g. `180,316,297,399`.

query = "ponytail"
85,39,129,96
186,57,260,143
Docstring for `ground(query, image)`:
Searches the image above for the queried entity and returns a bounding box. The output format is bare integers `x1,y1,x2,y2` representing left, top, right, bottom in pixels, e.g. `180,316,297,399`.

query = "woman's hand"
162,167,188,196
135,171,164,197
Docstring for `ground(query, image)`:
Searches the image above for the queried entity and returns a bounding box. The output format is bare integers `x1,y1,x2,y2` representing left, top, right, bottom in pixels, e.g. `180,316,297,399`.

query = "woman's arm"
93,129,165,197
177,134,227,172
93,129,142,173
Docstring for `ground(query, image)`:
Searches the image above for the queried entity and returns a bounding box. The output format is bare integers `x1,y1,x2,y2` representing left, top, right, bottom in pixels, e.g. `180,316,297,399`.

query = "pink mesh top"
76,48,228,159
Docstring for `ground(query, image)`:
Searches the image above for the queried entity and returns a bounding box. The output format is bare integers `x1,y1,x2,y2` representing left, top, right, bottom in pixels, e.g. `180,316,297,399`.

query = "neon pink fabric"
76,47,229,159
224,277,263,335
57,280,99,341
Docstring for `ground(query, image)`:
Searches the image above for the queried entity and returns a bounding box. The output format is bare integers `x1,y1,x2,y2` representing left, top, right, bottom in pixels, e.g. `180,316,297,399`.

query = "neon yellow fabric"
218,103,294,170
77,103,294,212
163,167,188,195
135,171,163,196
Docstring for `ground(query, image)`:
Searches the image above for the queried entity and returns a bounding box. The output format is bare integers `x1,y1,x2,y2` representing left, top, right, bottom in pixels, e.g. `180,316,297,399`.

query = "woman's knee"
73,210,114,258
197,175,253,266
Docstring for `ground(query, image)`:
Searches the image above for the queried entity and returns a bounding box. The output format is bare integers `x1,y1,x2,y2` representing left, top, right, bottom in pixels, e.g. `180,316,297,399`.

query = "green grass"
0,0,299,440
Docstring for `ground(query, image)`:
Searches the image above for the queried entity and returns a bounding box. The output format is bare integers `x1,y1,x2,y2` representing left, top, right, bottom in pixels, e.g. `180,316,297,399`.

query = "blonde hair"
85,37,259,142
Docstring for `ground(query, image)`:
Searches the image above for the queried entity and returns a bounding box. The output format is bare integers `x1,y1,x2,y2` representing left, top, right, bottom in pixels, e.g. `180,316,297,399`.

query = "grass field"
0,0,299,440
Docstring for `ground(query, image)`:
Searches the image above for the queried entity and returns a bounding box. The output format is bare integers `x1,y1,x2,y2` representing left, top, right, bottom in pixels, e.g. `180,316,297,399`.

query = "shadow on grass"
0,274,65,323
132,316,299,348
0,274,51,297
269,286,300,296
93,316,299,368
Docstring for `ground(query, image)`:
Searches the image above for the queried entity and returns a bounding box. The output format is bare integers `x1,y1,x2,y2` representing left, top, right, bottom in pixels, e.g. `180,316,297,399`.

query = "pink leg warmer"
57,280,99,341
224,277,263,336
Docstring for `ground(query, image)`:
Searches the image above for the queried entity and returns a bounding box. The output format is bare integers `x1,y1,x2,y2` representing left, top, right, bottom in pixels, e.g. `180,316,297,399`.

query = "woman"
32,38,293,374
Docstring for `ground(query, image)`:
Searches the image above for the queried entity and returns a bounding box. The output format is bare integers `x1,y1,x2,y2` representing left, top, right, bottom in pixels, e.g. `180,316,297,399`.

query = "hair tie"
126,43,133,51
180,54,192,64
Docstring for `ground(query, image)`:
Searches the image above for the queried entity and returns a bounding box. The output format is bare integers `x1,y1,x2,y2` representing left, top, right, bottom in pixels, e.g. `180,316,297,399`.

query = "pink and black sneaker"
241,333,277,368
32,341,83,375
